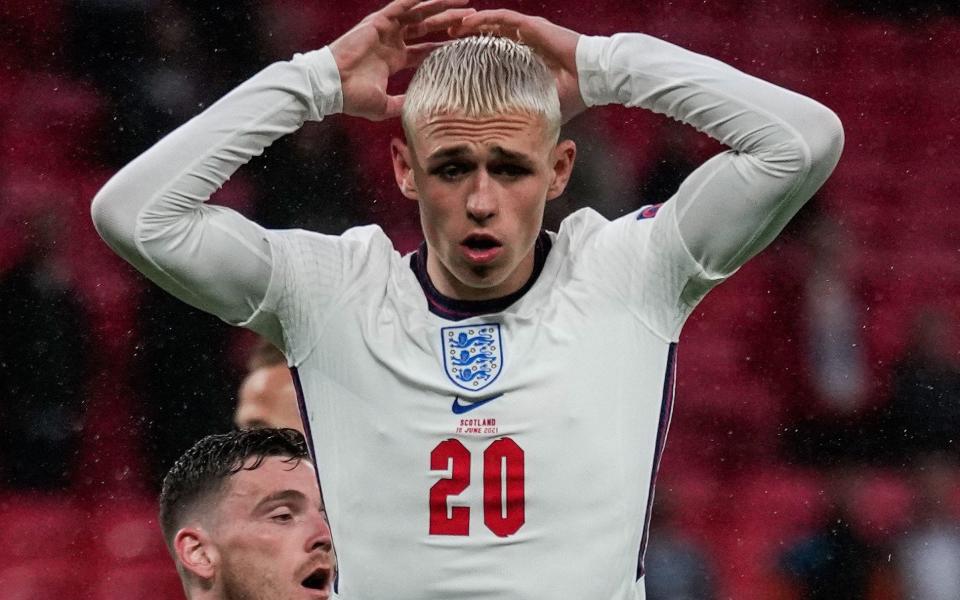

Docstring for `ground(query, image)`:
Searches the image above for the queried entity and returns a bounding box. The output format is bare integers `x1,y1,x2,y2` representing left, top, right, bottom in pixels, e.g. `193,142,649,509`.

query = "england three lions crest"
441,324,503,392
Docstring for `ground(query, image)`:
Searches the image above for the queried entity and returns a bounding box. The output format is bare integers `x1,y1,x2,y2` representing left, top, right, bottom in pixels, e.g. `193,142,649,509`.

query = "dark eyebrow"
253,489,308,514
426,145,471,162
490,147,534,164
426,145,535,165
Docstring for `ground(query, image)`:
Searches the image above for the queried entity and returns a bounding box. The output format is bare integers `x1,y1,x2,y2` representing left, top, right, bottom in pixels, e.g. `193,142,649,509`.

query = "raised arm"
453,12,843,278
576,32,843,276
90,49,342,338
91,0,474,338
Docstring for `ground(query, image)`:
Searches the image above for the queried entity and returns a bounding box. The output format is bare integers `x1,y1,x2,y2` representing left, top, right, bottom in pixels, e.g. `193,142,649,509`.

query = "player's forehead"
233,400,266,427
413,111,551,161
221,456,319,514
242,365,295,403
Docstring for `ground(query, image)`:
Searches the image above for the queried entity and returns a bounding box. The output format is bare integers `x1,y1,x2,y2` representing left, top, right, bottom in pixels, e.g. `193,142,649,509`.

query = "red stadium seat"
656,468,725,541
0,561,88,600
0,74,105,171
725,467,829,553
712,469,829,600
658,423,724,473
95,563,184,600
847,471,915,545
0,494,89,561
88,498,170,565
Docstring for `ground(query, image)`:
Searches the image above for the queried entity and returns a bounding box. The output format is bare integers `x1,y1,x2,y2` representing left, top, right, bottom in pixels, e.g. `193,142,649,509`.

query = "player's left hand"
330,0,476,121
449,10,586,123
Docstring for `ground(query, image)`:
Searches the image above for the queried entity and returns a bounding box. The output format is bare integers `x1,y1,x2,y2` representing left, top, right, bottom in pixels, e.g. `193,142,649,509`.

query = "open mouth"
460,234,503,265
301,568,330,592
462,233,502,250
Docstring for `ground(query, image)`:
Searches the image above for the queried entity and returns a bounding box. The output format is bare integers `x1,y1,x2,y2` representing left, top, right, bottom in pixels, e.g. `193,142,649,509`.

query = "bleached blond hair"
402,36,561,142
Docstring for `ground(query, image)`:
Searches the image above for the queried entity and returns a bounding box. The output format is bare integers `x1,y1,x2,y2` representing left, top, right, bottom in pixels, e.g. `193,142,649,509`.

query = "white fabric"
578,34,843,283
91,33,844,600
264,214,675,599
91,46,343,343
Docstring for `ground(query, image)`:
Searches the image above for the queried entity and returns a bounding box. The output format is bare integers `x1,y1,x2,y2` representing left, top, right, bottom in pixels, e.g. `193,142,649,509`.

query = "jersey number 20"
429,438,525,537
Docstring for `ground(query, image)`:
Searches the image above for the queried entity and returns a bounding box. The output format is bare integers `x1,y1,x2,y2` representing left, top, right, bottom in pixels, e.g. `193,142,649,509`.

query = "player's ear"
546,139,576,201
391,137,420,201
174,526,218,581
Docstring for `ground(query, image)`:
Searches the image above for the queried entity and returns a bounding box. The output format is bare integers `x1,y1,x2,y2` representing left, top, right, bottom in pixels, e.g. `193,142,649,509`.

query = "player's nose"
465,171,498,222
305,510,333,553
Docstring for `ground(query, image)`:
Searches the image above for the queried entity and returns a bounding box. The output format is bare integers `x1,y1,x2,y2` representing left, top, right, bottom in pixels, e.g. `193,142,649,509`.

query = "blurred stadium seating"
1,1,957,598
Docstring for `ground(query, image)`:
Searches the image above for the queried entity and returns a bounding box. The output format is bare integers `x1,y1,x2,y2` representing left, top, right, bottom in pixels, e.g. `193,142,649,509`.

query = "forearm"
577,33,843,276
91,47,344,324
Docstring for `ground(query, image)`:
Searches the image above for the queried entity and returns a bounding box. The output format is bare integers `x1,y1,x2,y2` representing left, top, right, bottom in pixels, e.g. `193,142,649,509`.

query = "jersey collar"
409,232,552,321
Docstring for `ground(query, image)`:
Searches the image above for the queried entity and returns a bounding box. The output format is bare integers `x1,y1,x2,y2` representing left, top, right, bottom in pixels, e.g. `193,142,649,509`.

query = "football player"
159,428,333,599
93,2,843,597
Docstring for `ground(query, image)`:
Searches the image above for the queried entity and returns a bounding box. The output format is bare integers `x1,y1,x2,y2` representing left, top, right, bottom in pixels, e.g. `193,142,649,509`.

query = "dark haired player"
95,1,843,597
159,428,332,599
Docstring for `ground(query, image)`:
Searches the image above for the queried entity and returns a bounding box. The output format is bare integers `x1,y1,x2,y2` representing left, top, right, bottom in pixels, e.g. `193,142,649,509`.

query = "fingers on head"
404,41,448,68
392,0,471,24
450,9,525,40
383,0,425,19
460,9,524,29
406,40,448,58
383,95,406,121
404,7,476,39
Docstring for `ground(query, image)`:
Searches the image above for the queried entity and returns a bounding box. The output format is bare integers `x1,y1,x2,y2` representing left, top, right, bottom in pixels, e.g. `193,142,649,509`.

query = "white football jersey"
260,200,709,599
91,27,843,600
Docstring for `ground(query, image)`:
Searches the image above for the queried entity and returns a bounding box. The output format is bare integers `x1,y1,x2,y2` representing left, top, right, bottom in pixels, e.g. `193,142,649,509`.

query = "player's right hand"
330,0,475,121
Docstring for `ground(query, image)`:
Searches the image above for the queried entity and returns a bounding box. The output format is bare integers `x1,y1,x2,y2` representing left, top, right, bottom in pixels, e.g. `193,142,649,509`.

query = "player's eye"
431,162,472,181
269,510,294,522
490,163,532,179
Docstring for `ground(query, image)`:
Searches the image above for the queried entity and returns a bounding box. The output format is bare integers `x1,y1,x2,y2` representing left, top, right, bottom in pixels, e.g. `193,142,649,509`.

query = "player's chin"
447,251,518,295
458,262,508,289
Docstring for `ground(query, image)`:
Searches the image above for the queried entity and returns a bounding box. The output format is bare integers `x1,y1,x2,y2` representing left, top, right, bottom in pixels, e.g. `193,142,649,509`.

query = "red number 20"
429,438,525,537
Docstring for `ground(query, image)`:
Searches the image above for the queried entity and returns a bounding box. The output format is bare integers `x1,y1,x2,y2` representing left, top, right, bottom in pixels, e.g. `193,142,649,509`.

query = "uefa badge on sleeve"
441,324,503,392
636,203,663,220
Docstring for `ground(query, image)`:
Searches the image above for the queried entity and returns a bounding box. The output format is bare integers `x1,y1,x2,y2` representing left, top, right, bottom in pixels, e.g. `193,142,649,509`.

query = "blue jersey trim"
410,232,552,321
290,367,340,594
636,342,678,579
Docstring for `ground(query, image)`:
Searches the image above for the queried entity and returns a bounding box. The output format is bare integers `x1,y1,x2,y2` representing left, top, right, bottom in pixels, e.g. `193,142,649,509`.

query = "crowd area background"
1,0,959,598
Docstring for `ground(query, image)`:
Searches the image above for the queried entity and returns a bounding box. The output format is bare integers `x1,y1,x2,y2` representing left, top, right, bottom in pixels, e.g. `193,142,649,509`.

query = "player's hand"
450,10,586,123
330,0,475,121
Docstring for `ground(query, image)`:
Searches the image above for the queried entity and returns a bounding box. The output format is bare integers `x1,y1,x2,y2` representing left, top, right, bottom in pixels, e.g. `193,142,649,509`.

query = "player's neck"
411,233,552,320
430,255,533,302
